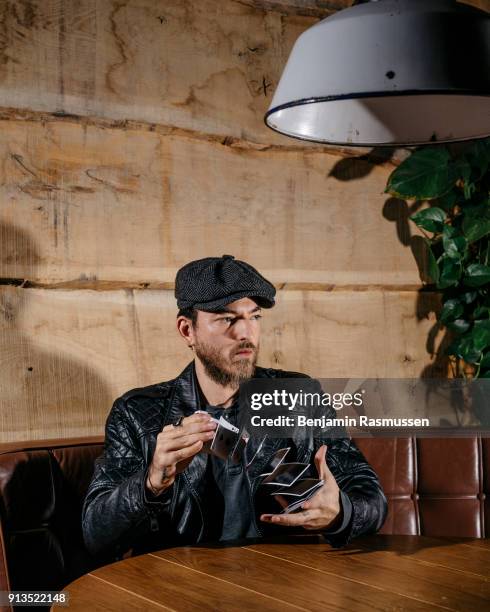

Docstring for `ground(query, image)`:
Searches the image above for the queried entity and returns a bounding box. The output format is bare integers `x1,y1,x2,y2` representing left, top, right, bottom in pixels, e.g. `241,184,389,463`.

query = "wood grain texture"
0,0,314,148
0,0,462,443
152,546,439,611
242,538,490,608
5,0,480,160
68,573,173,611
90,553,308,612
0,118,423,286
239,0,351,18
60,536,490,611
0,0,485,152
0,286,442,442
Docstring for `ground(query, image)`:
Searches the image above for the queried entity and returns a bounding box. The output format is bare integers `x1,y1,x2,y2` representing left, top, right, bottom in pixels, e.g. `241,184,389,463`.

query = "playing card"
245,435,268,469
200,414,220,453
279,488,321,514
257,447,291,477
230,435,247,465
269,478,324,498
261,462,309,487
210,419,240,460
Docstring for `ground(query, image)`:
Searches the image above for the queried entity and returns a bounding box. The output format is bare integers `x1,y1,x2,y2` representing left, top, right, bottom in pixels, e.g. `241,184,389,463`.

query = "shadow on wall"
382,197,452,379
330,151,450,379
0,220,112,443
327,147,396,181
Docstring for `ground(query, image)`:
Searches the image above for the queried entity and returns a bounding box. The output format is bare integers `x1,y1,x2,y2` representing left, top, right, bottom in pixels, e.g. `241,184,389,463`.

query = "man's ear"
176,316,196,348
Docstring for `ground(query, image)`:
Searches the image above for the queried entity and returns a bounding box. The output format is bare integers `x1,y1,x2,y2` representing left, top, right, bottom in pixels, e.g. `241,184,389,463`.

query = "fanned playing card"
268,478,324,498
210,416,240,460
261,462,310,487
257,447,291,477
230,435,247,465
256,448,324,514
245,435,268,469
278,483,324,514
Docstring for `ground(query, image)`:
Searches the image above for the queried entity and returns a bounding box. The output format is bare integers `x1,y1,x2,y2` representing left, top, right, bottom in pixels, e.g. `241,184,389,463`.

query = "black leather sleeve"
317,436,388,548
81,397,173,557
301,375,388,547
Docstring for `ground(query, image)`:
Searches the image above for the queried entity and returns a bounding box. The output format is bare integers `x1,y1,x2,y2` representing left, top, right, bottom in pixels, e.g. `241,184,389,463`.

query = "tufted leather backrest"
355,437,490,538
0,435,488,606
0,438,104,610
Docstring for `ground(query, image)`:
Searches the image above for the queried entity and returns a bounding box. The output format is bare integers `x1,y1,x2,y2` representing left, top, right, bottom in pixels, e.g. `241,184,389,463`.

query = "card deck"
279,483,323,514
197,415,326,513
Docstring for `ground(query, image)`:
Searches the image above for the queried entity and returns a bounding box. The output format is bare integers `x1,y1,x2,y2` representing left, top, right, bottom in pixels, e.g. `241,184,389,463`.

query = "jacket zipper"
183,471,205,541
170,474,179,517
245,468,262,537
244,437,265,537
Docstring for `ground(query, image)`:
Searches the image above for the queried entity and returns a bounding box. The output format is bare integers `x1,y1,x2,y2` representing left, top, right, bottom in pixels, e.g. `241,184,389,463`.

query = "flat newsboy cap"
175,254,276,311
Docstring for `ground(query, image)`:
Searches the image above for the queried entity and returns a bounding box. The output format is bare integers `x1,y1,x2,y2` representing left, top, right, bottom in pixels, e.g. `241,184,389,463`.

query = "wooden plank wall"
0,0,465,442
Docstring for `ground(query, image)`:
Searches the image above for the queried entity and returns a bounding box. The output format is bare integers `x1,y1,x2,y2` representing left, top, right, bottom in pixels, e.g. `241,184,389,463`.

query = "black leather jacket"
82,362,387,558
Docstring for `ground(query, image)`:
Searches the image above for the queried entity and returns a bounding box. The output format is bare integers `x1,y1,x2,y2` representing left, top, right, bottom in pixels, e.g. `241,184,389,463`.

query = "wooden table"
58,535,490,611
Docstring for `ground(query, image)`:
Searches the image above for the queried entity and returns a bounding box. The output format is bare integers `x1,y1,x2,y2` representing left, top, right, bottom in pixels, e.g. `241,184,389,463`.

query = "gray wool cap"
175,254,276,311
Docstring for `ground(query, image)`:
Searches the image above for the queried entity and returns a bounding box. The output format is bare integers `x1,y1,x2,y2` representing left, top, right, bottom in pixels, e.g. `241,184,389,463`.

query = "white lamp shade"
265,0,490,146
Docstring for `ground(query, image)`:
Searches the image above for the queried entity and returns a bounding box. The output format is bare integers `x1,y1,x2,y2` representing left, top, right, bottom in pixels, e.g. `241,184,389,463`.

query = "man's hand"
146,412,216,496
259,445,341,530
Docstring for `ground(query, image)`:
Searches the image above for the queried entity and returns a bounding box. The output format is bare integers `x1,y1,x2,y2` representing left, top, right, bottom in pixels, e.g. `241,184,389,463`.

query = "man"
82,255,387,558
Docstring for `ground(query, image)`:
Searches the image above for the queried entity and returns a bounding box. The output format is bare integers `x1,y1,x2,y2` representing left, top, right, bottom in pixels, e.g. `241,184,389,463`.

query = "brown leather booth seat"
0,437,104,611
355,437,490,538
0,436,488,607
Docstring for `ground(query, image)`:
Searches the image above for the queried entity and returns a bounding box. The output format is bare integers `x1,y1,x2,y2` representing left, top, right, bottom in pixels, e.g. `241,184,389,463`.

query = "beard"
193,339,258,388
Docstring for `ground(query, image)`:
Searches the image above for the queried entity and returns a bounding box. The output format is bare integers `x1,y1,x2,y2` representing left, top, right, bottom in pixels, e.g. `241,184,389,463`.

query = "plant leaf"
462,203,490,243
439,298,464,323
446,336,481,363
446,319,470,334
474,306,490,319
437,257,461,289
480,352,490,368
424,239,440,284
386,147,454,199
464,137,490,181
442,225,467,260
464,263,490,287
460,291,479,305
435,189,460,212
410,207,446,233
473,320,490,352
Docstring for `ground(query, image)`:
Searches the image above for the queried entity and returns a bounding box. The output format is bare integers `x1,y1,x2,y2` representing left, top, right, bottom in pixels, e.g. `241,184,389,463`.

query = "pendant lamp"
264,0,490,146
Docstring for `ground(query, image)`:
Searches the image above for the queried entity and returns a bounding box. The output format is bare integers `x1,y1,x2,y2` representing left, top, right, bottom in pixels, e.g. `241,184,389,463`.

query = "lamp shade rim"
265,90,490,146
265,89,490,119
262,121,490,148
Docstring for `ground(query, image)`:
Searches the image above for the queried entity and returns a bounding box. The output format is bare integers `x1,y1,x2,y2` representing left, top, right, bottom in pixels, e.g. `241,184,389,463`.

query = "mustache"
232,341,257,356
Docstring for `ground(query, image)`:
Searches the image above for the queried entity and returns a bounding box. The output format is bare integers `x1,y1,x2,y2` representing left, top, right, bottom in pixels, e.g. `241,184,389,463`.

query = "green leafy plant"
385,138,490,378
